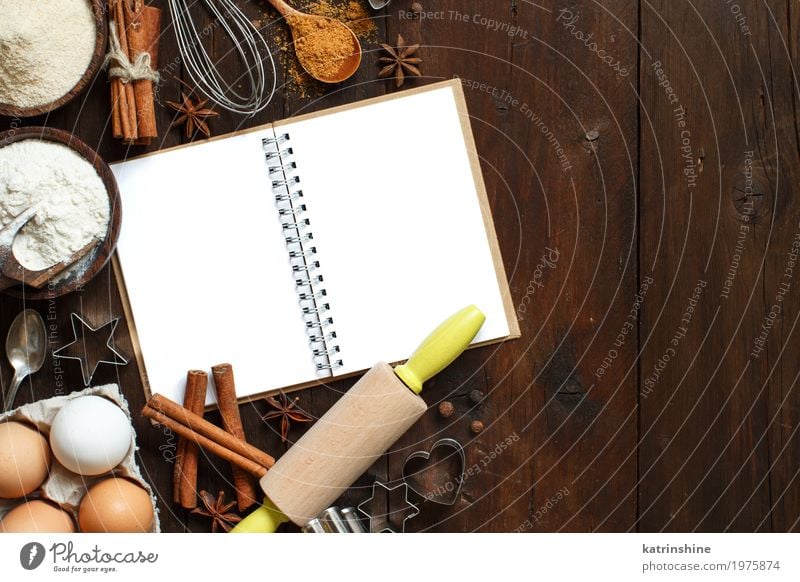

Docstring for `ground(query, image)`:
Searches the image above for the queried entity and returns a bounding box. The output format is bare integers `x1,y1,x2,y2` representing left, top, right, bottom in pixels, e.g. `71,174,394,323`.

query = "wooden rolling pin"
231,305,486,532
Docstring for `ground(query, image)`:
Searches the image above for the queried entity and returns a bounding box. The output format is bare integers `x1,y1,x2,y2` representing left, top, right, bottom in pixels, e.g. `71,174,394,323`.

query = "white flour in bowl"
0,0,97,109
0,139,110,271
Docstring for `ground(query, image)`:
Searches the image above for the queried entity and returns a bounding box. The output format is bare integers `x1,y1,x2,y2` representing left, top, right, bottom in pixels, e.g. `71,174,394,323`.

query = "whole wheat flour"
0,0,96,109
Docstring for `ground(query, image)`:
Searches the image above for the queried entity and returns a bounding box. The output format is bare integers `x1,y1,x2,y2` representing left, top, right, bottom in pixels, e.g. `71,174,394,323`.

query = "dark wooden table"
2,0,799,532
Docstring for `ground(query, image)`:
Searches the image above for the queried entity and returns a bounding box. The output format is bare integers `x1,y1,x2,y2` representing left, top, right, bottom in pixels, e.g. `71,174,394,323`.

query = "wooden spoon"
265,0,362,83
0,207,98,292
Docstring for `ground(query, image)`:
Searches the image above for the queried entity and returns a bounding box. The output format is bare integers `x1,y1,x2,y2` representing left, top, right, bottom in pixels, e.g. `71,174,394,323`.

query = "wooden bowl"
0,0,107,118
0,127,122,299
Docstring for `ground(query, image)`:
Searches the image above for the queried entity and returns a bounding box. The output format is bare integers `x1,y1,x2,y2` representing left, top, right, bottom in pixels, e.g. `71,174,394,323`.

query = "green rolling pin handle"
394,305,486,394
230,498,289,534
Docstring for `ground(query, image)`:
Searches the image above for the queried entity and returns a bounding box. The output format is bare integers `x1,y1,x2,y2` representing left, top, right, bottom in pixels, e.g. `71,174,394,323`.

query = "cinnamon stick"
173,370,208,509
125,0,161,144
112,0,138,142
143,406,267,478
111,81,122,139
147,393,275,469
111,55,134,140
212,363,258,511
109,1,130,144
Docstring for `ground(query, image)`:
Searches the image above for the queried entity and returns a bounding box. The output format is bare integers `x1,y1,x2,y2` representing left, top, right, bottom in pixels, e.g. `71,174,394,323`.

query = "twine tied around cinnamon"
104,22,160,84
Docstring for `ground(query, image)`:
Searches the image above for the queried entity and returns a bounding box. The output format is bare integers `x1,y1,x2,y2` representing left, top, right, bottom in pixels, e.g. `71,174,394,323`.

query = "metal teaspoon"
3,309,47,411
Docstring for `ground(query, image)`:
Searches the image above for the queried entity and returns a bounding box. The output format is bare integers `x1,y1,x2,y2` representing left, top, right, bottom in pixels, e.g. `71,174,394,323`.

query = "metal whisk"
167,0,277,115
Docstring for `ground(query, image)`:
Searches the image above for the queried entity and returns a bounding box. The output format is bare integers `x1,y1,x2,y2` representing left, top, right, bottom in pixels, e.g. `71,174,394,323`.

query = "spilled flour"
0,140,110,271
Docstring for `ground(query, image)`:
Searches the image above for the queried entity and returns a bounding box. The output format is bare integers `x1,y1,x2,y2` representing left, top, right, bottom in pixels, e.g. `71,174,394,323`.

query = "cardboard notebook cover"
112,79,520,404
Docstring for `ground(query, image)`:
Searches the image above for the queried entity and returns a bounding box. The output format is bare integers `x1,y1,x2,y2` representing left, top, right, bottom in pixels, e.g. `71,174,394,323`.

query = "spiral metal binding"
282,219,311,230
263,133,343,373
285,233,313,244
266,148,292,161
299,289,327,301
289,247,318,259
293,262,321,273
279,205,307,216
273,176,301,188
295,274,324,287
276,190,304,202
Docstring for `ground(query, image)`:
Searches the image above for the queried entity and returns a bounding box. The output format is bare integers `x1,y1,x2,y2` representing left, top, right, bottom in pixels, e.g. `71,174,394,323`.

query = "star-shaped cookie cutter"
357,480,420,533
52,313,128,386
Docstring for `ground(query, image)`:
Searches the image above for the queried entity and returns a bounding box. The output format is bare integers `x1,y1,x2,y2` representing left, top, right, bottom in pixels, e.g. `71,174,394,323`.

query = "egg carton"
0,384,160,532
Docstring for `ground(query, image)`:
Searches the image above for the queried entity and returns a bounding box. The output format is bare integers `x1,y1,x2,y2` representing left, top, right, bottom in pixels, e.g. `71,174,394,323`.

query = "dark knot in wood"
731,165,770,223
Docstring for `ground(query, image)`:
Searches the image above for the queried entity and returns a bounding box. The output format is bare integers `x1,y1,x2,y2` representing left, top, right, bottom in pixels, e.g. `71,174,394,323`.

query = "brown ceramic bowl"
0,127,122,298
0,0,107,118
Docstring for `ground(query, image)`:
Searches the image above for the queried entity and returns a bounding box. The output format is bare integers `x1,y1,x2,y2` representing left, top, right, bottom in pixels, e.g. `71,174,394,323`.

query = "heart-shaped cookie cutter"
402,437,466,505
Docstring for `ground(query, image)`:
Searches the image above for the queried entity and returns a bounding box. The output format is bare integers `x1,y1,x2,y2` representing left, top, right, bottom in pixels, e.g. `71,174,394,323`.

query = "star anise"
378,34,422,88
261,392,314,444
166,92,219,139
191,490,242,533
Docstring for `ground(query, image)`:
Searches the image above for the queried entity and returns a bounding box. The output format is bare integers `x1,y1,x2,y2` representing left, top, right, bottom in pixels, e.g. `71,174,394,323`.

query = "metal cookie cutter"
402,437,466,505
52,313,128,386
357,481,420,533
302,507,366,533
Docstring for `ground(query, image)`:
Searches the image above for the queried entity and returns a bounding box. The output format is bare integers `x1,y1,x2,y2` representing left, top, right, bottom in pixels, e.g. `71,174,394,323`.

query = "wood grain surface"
0,0,798,532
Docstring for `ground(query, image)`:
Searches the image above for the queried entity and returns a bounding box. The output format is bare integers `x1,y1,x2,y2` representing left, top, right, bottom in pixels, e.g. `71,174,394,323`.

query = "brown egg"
0,422,51,498
78,478,153,533
0,500,75,533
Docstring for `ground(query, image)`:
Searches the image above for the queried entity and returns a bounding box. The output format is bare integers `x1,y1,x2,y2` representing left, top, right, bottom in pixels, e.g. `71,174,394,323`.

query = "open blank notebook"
112,80,520,405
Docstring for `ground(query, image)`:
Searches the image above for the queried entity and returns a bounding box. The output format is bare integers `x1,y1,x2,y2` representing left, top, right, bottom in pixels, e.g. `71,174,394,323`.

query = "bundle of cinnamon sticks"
109,0,161,145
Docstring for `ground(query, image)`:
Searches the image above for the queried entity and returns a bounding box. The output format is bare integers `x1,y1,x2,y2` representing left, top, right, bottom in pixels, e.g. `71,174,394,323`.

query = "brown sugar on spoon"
262,0,361,82
287,14,358,81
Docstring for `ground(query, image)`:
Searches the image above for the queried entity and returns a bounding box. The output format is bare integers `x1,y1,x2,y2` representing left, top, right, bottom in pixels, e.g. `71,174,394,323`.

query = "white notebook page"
112,130,317,404
276,85,512,375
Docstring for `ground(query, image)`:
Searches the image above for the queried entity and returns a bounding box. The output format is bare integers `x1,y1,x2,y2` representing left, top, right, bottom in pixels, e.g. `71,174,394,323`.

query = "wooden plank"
763,0,800,533
638,0,800,532
385,0,640,532
510,0,639,533
638,0,766,532
380,0,519,533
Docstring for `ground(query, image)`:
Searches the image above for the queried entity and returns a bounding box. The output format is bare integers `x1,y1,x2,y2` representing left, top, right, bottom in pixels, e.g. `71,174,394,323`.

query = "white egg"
49,396,132,476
